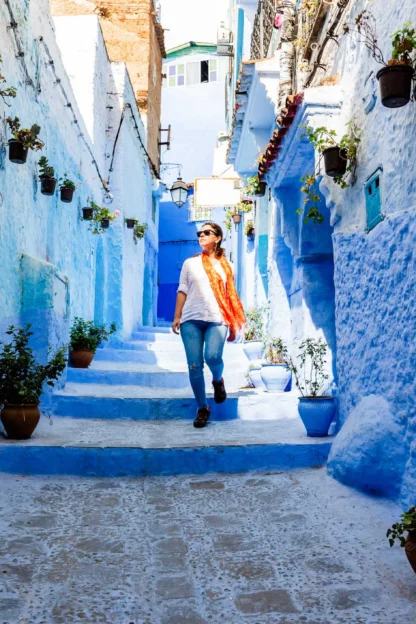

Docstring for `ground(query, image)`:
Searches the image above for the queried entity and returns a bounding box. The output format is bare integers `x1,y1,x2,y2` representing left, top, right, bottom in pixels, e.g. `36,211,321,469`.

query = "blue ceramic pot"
249,368,265,390
298,397,336,437
243,341,264,362
260,364,291,392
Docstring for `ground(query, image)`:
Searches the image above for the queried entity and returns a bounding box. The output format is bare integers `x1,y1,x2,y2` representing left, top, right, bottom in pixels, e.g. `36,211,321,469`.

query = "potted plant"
6,116,44,164
0,54,17,104
297,174,324,225
124,219,148,244
243,306,267,361
244,220,255,238
247,362,265,390
260,337,291,392
232,211,241,224
245,174,266,197
0,325,66,439
387,506,416,574
86,202,120,234
344,13,416,108
285,337,335,437
302,123,361,184
69,318,116,368
59,176,76,203
38,157,57,196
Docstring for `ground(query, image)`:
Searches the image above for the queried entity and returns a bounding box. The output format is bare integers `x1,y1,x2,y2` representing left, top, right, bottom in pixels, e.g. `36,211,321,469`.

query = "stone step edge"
0,442,332,477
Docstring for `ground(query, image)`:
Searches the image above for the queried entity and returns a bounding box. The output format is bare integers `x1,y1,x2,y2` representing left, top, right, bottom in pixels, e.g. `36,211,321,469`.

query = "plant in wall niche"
38,157,57,196
302,122,361,187
0,325,66,440
297,174,324,225
69,318,116,368
285,338,335,437
89,201,120,234
386,506,416,574
133,221,148,244
6,116,44,164
343,12,416,108
0,55,17,104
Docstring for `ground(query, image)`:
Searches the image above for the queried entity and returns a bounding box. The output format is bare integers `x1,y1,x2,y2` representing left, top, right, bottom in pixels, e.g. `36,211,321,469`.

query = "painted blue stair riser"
0,443,332,477
66,368,245,388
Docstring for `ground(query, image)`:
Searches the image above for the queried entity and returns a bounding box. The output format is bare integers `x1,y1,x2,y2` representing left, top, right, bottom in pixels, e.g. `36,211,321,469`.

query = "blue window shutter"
365,173,383,232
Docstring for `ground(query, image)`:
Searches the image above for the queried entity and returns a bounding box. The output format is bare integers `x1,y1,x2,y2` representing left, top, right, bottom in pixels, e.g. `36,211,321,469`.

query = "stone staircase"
0,326,332,476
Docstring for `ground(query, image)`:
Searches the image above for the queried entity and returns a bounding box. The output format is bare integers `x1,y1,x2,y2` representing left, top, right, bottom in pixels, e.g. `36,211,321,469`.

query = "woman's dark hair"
202,222,225,258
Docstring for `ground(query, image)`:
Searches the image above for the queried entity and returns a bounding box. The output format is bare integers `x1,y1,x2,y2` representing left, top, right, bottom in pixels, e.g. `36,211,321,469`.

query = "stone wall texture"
50,0,165,172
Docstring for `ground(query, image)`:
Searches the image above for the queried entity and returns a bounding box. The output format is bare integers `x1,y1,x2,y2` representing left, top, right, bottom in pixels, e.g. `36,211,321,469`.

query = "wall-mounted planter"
60,187,74,203
82,207,93,220
260,364,291,392
101,219,110,229
8,139,28,164
232,213,241,224
298,396,336,437
40,177,57,196
376,65,414,108
323,147,347,178
125,218,136,229
254,182,267,196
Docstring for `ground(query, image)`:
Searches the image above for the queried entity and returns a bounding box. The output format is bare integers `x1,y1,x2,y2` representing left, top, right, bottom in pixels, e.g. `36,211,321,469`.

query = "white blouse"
178,255,230,324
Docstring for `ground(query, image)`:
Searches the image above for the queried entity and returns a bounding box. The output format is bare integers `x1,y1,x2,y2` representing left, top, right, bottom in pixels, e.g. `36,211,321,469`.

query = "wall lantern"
170,177,189,208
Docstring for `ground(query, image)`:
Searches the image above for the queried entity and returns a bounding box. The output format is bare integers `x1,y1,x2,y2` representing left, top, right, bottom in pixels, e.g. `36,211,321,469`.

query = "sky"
160,0,229,50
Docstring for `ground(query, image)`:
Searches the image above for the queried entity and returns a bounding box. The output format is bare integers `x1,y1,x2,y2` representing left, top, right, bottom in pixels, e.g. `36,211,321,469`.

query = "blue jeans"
180,320,228,409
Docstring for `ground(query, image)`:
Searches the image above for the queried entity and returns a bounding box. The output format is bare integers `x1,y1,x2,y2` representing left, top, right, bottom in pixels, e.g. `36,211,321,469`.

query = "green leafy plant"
223,207,235,231
0,325,66,405
244,175,263,195
297,174,324,225
244,306,267,342
238,200,253,214
263,337,288,364
38,156,56,179
133,222,148,244
302,122,361,189
69,318,116,354
0,55,17,104
90,201,120,234
244,220,255,237
390,23,416,66
59,175,76,190
6,117,44,151
285,338,330,397
387,507,416,547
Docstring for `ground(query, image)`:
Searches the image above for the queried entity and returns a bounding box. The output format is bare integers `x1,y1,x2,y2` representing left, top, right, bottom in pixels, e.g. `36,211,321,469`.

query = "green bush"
70,318,116,354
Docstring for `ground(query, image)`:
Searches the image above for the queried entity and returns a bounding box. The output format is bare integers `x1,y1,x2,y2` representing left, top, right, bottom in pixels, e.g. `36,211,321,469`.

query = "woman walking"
172,222,246,428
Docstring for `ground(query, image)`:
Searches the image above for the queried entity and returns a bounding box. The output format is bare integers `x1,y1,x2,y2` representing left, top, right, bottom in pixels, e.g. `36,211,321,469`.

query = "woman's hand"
227,329,236,343
172,318,181,335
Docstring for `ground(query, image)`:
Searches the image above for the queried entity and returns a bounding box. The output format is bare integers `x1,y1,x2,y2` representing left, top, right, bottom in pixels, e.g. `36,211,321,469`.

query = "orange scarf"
201,253,246,334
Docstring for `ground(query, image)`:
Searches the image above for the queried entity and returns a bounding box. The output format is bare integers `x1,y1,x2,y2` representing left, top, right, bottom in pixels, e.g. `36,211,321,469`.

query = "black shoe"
193,406,211,428
212,378,227,404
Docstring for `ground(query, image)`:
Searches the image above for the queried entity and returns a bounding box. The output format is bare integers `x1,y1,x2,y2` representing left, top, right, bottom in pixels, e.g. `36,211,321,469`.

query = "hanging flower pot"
246,227,255,238
40,177,57,196
8,139,28,164
323,147,347,178
60,187,74,203
376,65,414,108
82,207,93,220
232,213,241,224
101,218,110,229
125,218,136,229
254,182,267,196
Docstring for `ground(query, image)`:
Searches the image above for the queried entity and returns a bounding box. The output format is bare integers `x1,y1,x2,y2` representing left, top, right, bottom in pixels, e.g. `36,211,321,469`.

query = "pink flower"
114,210,120,217
274,14,284,29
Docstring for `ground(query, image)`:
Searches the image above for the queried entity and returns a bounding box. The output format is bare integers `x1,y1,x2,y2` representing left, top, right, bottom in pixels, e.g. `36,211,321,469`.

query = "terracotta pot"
60,187,74,203
8,139,28,164
70,349,94,368
126,219,135,229
376,65,414,108
405,531,416,574
40,177,57,196
1,404,40,440
232,213,241,224
82,208,93,220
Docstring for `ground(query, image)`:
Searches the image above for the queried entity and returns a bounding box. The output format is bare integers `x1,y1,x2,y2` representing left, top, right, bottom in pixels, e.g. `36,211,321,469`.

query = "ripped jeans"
180,320,228,409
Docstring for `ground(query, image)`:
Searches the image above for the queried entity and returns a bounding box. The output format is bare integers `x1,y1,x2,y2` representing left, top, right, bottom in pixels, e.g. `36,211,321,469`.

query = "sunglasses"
196,229,216,238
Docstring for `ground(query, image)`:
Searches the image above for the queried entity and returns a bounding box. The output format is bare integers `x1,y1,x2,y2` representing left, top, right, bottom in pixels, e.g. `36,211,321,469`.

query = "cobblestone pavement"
0,468,415,624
